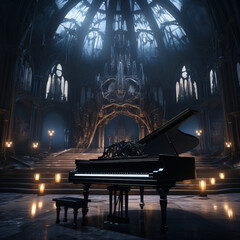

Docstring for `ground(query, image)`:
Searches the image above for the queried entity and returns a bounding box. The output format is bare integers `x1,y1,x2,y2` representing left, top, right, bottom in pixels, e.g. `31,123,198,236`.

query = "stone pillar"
0,45,20,157
218,57,240,162
98,123,105,149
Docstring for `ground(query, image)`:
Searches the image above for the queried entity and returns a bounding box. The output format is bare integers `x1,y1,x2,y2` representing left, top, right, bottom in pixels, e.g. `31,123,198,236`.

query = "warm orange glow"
39,184,45,195
219,173,225,179
34,173,40,181
5,141,13,148
213,205,217,210
31,203,37,217
227,209,233,219
48,130,55,136
55,173,61,183
33,142,39,148
210,178,215,185
38,201,43,209
224,204,229,211
225,142,232,148
199,180,206,192
195,130,202,136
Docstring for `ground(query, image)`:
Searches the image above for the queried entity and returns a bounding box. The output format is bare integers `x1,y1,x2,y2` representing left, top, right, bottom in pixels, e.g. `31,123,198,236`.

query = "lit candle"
210,178,215,185
199,180,207,197
34,173,40,181
55,173,61,183
219,173,225,179
38,184,45,195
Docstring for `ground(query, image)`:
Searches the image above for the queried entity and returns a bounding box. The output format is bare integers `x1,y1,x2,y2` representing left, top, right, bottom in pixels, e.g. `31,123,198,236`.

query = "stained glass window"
134,5,157,60
55,1,90,36
210,69,218,94
55,0,69,10
237,63,240,86
176,65,197,102
82,2,106,58
46,64,68,102
151,3,188,50
170,0,182,11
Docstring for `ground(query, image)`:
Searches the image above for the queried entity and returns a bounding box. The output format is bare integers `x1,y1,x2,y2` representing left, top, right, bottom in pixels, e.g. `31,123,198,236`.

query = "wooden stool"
52,197,90,228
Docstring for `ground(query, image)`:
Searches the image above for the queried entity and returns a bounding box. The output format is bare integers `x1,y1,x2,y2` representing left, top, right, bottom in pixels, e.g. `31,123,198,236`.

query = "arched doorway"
104,114,139,147
41,112,67,151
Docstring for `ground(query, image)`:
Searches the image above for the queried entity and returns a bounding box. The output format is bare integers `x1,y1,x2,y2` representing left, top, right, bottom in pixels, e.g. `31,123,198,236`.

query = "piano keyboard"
74,169,164,178
74,173,150,178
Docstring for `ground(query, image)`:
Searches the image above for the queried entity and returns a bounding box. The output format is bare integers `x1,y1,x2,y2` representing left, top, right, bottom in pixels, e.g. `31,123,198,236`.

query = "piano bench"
52,197,91,228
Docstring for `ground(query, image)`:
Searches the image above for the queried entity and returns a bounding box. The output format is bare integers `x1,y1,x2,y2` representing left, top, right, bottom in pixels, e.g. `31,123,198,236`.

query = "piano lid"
138,109,199,156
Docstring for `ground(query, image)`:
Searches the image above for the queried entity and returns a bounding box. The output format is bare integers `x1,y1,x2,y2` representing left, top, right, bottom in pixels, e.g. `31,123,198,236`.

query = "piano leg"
157,188,169,231
139,186,145,209
83,184,90,213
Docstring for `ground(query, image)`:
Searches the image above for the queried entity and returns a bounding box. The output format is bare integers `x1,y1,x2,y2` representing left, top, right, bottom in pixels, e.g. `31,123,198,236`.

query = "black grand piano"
69,109,198,230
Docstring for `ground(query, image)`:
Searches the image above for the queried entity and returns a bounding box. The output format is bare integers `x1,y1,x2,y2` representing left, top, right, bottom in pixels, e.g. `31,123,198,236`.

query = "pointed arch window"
18,61,32,92
55,1,90,37
82,2,106,59
150,3,188,50
45,64,68,102
176,65,197,102
237,62,240,86
134,3,158,60
210,69,218,94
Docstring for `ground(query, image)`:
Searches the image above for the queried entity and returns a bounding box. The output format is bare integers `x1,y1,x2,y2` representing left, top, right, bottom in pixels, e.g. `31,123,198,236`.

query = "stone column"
218,56,240,162
98,123,105,149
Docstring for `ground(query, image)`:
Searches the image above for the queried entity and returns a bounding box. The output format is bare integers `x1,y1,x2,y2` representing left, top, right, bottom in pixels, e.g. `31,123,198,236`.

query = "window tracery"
45,64,68,102
55,1,90,37
176,65,197,102
82,2,106,58
55,0,69,10
150,3,188,50
134,9,157,60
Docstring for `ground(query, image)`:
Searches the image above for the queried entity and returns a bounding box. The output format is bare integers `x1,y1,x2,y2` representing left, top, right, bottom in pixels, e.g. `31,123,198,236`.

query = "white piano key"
74,173,150,178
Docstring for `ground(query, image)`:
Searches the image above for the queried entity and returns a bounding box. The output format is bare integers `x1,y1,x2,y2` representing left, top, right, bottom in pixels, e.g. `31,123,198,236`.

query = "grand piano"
69,109,198,230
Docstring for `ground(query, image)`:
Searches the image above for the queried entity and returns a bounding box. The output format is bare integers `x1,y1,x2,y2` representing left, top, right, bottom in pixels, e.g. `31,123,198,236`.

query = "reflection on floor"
0,193,239,240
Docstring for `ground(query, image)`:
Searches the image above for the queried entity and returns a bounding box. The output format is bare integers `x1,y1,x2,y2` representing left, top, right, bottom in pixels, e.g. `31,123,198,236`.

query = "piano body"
69,109,198,230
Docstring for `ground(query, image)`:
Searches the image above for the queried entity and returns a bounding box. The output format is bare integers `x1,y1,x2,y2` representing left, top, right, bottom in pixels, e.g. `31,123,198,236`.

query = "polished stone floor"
0,193,239,240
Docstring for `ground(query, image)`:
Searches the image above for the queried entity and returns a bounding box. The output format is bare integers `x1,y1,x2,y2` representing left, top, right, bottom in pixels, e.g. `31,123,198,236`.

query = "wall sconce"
38,184,45,195
219,172,225,179
33,142,39,149
195,130,202,136
5,141,13,148
55,173,61,183
34,173,40,181
210,178,215,185
199,180,207,197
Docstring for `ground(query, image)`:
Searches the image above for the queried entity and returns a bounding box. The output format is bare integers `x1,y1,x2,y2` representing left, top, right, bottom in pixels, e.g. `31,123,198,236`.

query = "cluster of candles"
199,172,225,197
34,173,61,195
